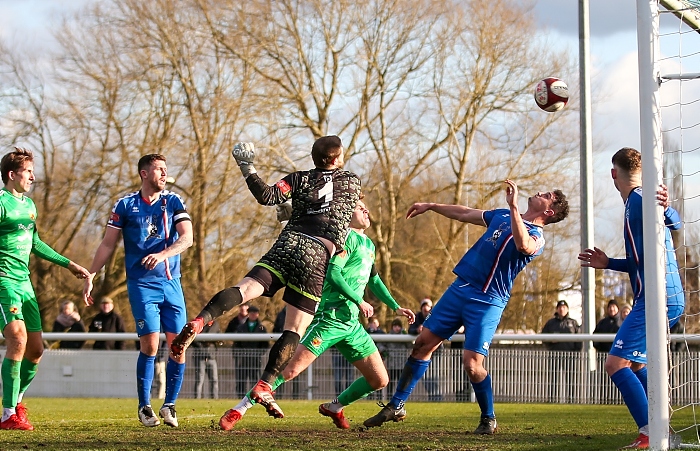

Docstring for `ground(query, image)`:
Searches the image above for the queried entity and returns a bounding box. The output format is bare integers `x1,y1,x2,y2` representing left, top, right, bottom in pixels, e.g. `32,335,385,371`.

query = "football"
534,77,569,112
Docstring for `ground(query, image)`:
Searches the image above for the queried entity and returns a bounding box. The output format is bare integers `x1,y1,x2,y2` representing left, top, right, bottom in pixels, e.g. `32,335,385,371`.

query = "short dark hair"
612,147,641,174
137,154,166,177
311,136,343,168
1,147,34,185
545,189,569,225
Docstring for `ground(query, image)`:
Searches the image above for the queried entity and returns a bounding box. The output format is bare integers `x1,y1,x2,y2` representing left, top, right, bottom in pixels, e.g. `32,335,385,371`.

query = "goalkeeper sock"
611,367,648,429
1,359,20,409
337,376,374,406
471,374,495,418
136,352,155,408
198,287,243,325
260,331,300,384
389,356,431,409
164,358,185,405
18,359,38,397
634,367,648,396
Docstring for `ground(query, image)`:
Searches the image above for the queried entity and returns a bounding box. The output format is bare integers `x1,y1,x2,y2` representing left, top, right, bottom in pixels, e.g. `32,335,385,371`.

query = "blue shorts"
126,278,187,336
609,300,684,364
423,280,504,356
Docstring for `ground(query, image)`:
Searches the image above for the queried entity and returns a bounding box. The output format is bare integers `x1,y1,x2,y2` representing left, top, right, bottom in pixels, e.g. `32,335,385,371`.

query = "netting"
658,1,700,448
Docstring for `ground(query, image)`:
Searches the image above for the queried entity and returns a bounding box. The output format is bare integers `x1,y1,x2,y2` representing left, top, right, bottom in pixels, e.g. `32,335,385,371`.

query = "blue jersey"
452,209,545,307
107,190,191,281
606,187,684,307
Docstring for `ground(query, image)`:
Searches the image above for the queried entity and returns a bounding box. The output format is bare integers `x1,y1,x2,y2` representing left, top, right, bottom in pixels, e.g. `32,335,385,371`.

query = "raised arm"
505,180,541,255
406,202,486,226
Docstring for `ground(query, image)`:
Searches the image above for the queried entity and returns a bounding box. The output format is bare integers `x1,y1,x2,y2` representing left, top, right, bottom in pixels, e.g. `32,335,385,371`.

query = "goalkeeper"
171,136,361,417
218,198,415,429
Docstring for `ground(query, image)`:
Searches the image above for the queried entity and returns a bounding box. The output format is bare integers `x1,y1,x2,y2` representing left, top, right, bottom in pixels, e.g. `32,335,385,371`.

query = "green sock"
19,359,38,396
247,374,286,406
337,376,374,406
2,359,20,409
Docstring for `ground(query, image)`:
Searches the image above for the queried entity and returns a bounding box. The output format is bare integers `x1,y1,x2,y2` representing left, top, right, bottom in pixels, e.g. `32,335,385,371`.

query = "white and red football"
534,77,569,112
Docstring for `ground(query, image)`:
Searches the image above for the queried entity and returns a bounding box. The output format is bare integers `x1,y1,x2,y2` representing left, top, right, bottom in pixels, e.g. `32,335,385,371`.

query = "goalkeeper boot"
318,403,350,429
250,380,284,419
620,433,649,449
15,403,30,427
219,409,243,431
0,414,33,431
159,404,178,427
473,416,498,435
138,405,161,427
170,318,204,358
362,402,406,428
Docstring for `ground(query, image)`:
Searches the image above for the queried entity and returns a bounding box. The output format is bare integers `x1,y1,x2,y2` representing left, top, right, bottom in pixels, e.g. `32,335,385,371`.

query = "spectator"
272,306,301,399
593,300,620,353
541,300,581,404
620,303,632,322
541,300,582,351
366,317,385,334
191,322,220,399
52,301,86,349
232,305,268,398
408,298,432,335
225,304,249,335
385,318,410,395
88,297,126,350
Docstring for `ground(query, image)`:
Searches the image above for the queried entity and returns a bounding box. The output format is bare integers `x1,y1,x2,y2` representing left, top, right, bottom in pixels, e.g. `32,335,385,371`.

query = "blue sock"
164,358,185,405
136,352,155,408
389,356,431,409
471,374,495,419
634,367,648,396
611,368,648,429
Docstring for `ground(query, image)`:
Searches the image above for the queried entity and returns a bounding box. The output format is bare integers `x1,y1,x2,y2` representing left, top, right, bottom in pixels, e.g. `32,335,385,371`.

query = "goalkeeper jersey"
317,229,375,323
0,189,40,280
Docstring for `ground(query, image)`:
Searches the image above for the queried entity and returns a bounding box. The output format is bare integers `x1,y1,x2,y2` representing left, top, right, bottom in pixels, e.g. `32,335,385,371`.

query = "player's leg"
605,303,649,448
462,300,502,435
171,278,264,357
159,278,188,427
16,282,43,428
127,280,162,427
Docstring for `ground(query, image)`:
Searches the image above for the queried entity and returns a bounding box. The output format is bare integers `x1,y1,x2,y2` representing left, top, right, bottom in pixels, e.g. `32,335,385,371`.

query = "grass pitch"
0,399,694,450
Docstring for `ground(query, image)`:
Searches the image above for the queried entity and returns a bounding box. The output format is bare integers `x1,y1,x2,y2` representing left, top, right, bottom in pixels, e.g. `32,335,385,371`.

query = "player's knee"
463,361,484,380
374,373,389,390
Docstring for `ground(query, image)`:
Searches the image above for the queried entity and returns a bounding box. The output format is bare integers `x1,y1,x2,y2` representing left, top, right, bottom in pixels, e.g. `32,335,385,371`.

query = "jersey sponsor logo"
17,224,34,231
276,180,291,195
310,336,323,348
486,222,509,247
110,212,120,223
632,350,646,359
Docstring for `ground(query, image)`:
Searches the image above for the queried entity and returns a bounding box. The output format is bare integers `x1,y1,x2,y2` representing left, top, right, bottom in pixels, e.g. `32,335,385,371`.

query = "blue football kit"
425,208,545,355
606,187,684,364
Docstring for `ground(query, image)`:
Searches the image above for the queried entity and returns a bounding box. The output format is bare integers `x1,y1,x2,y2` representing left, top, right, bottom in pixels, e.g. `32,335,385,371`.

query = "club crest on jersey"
137,320,145,330
29,213,35,220
145,215,161,240
311,336,323,348
9,305,18,314
275,180,291,195
486,222,509,247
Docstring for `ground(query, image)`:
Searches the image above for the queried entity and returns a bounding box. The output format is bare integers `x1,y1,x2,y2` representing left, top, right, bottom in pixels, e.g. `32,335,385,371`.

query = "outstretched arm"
367,272,416,324
406,202,486,226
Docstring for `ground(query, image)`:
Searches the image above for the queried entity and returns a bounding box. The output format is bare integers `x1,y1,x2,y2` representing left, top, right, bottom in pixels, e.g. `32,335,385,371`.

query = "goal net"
641,1,700,449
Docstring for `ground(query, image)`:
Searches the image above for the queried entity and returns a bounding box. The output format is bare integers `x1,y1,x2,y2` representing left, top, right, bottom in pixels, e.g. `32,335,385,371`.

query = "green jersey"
318,229,375,322
0,189,69,281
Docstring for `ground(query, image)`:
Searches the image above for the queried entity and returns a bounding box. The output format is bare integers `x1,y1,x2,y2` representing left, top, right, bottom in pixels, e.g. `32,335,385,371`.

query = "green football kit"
0,189,70,332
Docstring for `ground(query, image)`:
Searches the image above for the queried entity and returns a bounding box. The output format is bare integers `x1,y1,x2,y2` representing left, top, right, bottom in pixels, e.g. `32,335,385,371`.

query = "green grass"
0,399,696,450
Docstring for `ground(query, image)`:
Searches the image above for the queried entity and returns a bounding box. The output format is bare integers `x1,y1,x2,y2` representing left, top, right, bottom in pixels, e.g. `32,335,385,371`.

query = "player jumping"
171,136,361,418
219,198,415,429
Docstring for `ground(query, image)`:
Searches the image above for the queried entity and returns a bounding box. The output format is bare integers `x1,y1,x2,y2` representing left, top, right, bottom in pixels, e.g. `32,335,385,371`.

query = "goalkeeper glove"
232,142,257,178
276,201,293,222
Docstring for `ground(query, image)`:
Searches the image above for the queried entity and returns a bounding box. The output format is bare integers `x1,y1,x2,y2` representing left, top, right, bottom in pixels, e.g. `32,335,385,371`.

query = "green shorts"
300,309,378,362
0,278,40,332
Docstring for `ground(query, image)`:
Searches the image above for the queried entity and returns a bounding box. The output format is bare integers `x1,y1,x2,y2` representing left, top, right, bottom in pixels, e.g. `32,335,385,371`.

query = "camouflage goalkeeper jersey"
246,168,361,251
317,229,375,323
0,189,38,280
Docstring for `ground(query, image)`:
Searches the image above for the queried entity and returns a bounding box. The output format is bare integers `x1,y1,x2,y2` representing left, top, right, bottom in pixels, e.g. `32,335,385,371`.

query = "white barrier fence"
10,333,698,403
